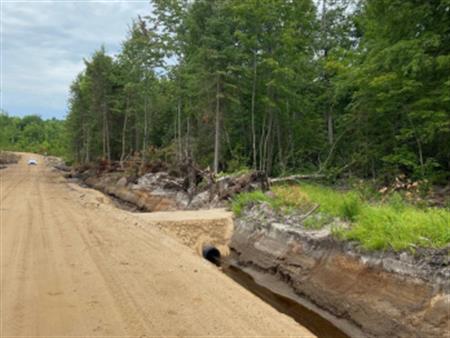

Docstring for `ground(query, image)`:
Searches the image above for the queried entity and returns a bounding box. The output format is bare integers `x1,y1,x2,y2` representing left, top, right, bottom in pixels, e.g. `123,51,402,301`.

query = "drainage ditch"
202,245,351,338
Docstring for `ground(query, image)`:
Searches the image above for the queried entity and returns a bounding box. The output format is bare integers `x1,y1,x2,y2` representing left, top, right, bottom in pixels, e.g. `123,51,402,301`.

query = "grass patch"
343,205,450,251
270,185,314,213
296,184,449,251
231,190,273,216
292,184,362,221
233,183,450,252
304,214,334,229
231,186,313,216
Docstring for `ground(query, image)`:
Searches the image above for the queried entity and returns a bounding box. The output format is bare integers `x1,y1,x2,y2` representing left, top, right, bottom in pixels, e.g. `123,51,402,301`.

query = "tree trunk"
259,113,267,171
120,96,130,165
105,106,111,161
321,0,328,43
327,111,334,145
417,138,424,176
266,115,275,175
262,109,274,173
407,116,425,176
102,110,106,160
276,113,285,174
251,51,258,170
85,126,90,163
143,95,148,156
177,98,182,162
186,115,191,159
213,75,221,174
134,109,139,153
322,0,333,146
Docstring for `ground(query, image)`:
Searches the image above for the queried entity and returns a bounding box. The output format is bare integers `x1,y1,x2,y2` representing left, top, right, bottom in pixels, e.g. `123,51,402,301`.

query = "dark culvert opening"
202,245,221,266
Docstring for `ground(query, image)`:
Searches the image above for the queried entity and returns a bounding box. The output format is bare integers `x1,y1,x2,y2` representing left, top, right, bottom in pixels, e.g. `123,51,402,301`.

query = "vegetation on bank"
232,184,450,252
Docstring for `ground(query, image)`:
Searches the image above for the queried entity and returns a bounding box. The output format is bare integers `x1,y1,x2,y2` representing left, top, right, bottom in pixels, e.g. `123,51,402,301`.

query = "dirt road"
1,154,314,337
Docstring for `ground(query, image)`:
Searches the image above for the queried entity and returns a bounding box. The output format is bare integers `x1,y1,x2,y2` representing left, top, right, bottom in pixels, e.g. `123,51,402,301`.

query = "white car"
28,159,38,165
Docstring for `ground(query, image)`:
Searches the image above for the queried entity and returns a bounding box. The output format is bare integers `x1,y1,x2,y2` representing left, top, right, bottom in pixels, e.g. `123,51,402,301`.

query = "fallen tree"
269,173,326,184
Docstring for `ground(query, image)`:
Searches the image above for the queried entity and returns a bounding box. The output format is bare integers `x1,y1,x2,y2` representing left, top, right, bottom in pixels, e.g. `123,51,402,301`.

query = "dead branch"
270,174,325,184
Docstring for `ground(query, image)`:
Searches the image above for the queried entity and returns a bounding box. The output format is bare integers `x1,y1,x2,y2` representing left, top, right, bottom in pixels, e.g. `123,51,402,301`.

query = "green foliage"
336,0,450,181
0,112,67,157
304,213,333,229
271,185,315,213
340,193,362,222
231,184,314,216
231,190,273,216
62,0,449,184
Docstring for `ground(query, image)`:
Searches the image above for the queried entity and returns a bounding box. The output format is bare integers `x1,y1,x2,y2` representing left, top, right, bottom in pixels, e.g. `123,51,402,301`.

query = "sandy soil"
135,209,235,257
0,153,314,337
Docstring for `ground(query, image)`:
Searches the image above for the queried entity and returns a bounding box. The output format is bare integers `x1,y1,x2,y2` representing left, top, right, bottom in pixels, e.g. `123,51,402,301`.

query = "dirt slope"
0,154,314,337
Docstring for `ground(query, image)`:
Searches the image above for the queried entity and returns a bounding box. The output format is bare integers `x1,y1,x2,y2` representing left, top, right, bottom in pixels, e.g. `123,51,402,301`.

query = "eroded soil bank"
230,204,450,338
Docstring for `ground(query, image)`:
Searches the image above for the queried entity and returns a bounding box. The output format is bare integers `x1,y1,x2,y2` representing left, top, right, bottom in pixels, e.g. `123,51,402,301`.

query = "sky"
1,0,152,120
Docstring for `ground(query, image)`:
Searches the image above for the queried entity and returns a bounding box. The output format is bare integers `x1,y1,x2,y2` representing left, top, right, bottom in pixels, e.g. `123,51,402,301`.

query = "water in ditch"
222,264,350,338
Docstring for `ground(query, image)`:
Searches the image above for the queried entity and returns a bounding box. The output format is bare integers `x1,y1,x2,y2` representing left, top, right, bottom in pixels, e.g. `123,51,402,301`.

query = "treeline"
0,112,67,157
66,0,450,183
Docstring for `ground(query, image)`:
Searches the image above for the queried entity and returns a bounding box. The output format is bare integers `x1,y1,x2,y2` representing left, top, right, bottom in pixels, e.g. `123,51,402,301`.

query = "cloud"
1,0,152,119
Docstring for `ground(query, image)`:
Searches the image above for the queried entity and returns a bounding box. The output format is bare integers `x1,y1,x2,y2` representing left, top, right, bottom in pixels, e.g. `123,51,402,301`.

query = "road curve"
1,154,314,337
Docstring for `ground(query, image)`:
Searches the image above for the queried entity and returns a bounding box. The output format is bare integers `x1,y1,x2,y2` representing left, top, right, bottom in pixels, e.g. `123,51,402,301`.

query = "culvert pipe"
202,245,221,266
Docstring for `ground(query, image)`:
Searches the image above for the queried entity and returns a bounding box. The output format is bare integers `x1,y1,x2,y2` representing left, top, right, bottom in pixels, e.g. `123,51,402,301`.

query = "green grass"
231,190,273,216
342,204,450,251
304,214,334,229
231,186,313,216
233,184,450,252
291,184,362,221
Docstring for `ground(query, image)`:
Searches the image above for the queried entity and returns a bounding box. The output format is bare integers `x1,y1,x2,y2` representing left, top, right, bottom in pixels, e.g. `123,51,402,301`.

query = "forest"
0,113,67,157
7,0,450,183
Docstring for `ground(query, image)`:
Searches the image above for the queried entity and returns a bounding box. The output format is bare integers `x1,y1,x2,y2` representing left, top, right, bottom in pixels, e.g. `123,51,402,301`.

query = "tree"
63,0,450,183
344,0,450,180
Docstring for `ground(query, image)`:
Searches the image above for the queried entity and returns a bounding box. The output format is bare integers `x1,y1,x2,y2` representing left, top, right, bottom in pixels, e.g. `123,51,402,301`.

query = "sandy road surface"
1,154,314,337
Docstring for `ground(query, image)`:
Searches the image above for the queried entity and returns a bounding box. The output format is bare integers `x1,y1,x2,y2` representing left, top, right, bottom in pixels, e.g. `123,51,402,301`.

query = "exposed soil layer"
223,263,355,338
134,209,234,257
230,204,450,338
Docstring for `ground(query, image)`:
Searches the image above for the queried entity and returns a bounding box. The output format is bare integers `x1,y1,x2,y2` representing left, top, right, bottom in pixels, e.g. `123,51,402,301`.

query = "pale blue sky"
1,0,152,119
